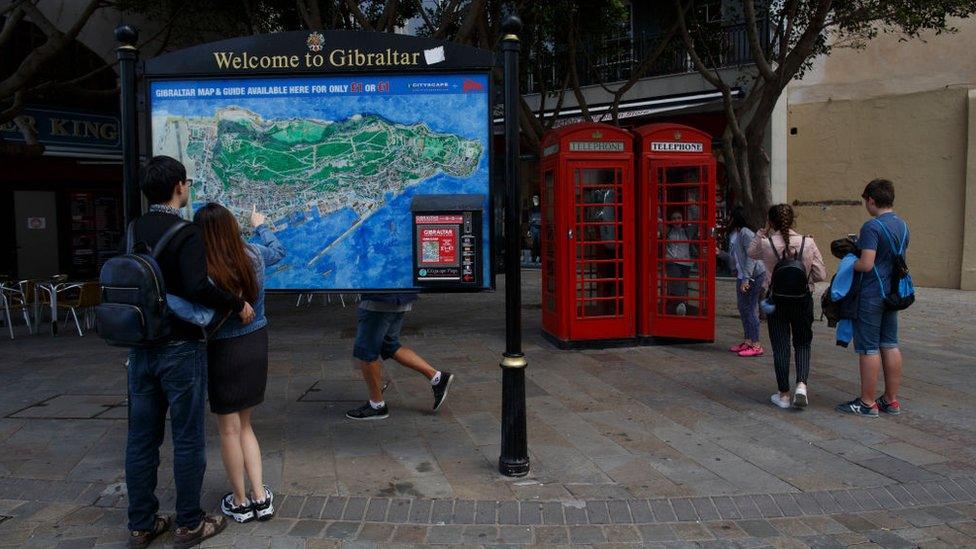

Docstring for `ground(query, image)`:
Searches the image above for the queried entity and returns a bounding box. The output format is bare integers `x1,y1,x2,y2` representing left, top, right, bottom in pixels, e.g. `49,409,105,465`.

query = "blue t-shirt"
858,212,908,297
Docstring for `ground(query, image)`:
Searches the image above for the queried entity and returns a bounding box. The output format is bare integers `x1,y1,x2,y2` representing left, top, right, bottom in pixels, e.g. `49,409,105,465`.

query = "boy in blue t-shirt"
836,179,909,418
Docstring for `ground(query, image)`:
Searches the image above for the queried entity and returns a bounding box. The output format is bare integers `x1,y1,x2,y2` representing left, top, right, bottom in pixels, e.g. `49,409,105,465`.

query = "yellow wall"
787,88,970,288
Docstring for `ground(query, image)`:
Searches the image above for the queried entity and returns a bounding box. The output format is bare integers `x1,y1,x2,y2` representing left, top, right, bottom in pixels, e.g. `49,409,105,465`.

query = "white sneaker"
770,393,791,409
793,385,808,408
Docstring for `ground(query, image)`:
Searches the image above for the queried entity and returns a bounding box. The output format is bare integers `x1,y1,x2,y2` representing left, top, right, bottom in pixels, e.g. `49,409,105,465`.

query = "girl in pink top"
748,205,827,410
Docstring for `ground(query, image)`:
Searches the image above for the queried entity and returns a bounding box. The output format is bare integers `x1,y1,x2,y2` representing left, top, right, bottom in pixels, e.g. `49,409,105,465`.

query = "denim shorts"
853,291,898,355
353,309,405,362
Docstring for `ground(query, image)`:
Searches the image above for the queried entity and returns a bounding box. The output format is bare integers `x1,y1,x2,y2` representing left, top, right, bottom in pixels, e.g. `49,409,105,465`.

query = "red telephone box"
635,124,716,342
539,123,635,346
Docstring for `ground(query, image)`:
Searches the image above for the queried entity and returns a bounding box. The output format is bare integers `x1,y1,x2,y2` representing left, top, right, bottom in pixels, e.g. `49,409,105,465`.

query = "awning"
493,88,741,129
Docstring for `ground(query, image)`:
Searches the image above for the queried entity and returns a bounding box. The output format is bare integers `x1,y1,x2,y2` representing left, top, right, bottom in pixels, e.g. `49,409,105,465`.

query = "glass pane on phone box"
666,166,700,184
581,224,617,242
576,280,619,300
580,205,616,223
581,186,618,205
580,168,617,186
583,299,617,317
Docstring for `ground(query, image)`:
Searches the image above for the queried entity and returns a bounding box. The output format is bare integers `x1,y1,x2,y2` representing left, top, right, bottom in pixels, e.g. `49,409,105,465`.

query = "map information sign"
149,73,490,290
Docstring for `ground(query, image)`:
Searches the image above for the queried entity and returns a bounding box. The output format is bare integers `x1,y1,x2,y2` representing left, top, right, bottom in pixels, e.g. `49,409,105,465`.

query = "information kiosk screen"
148,73,490,291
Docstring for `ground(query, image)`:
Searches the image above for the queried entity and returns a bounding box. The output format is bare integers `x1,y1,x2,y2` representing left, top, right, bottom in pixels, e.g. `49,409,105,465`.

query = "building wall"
786,17,976,289
787,88,970,288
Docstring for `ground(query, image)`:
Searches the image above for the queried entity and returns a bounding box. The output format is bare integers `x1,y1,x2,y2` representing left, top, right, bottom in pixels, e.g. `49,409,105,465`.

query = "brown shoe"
172,513,227,549
128,514,172,548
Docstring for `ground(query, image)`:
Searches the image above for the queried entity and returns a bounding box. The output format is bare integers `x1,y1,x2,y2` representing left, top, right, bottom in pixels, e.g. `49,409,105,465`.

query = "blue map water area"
261,165,490,290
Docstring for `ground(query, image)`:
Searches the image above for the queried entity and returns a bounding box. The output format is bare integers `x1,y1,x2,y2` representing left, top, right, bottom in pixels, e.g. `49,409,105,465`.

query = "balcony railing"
526,19,769,95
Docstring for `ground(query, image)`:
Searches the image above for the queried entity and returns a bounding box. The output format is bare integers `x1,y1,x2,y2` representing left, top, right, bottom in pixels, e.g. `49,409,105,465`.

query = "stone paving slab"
3,278,976,546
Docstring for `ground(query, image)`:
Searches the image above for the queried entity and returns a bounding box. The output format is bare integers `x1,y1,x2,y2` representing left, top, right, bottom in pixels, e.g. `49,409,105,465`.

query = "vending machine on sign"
634,123,716,342
411,194,484,289
538,123,635,347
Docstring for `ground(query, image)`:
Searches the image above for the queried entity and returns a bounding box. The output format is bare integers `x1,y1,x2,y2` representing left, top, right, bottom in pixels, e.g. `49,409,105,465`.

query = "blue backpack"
96,221,188,347
873,219,914,311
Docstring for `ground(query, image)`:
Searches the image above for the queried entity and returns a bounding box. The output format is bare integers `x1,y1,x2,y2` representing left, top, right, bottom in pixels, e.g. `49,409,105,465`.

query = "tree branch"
452,0,486,45
0,0,103,101
0,3,26,51
743,0,776,82
344,0,374,31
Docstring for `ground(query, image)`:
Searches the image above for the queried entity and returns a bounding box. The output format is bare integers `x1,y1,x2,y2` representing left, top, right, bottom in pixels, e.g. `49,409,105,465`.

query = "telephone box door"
648,160,715,340
565,160,634,340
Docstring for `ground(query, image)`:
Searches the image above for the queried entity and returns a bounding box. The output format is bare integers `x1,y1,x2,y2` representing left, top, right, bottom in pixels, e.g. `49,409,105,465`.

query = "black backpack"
95,220,188,347
768,235,810,303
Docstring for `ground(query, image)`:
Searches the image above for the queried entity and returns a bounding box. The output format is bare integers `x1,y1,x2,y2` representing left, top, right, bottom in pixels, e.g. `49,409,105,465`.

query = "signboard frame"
139,30,496,294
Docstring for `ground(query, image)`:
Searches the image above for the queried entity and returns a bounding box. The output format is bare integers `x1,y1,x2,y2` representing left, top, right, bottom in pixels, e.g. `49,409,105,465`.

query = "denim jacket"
212,224,285,340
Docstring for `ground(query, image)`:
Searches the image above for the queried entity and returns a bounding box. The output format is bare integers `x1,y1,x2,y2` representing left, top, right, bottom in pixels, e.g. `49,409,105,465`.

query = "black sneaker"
251,485,275,522
219,493,254,523
877,396,902,415
432,372,455,411
835,398,879,417
346,401,389,420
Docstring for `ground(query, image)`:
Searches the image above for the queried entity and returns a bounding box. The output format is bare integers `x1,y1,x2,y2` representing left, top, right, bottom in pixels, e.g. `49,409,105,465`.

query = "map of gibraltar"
150,74,490,290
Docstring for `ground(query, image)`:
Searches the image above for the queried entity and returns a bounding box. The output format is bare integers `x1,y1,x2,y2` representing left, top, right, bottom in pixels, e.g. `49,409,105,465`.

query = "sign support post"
498,15,529,478
116,25,141,228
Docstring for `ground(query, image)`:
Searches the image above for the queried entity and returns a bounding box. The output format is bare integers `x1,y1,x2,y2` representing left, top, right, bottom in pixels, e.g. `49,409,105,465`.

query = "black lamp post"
498,14,529,478
115,24,141,227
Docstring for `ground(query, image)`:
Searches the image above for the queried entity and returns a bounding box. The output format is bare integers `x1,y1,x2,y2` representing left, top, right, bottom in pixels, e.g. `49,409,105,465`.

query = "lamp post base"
498,456,530,477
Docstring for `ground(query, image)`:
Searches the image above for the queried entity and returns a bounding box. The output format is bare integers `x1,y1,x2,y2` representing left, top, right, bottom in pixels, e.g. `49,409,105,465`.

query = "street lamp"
498,14,529,478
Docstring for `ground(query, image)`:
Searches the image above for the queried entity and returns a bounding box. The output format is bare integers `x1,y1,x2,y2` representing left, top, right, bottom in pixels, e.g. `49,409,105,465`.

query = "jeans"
126,340,207,531
736,274,764,341
853,289,899,355
353,309,405,362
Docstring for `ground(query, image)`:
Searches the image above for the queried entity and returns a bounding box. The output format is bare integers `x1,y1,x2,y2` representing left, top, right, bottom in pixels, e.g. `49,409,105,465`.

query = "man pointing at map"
346,293,454,420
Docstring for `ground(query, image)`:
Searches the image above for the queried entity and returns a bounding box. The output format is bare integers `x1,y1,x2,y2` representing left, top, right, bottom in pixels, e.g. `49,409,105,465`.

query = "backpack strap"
151,220,189,258
797,236,806,259
125,220,136,254
767,235,782,261
874,218,907,255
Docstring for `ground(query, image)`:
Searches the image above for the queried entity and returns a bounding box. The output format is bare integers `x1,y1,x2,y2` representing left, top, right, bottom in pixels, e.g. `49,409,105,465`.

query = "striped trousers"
767,295,814,393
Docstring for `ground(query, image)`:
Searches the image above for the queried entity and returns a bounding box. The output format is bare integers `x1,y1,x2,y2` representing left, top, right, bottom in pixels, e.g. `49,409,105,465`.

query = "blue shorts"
853,291,898,355
353,309,405,362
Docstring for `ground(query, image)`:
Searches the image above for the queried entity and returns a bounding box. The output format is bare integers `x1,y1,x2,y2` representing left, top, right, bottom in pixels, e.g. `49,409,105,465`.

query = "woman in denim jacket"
194,204,284,525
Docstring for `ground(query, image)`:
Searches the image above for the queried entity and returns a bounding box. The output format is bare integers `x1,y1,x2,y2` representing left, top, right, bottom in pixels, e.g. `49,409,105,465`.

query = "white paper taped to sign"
651,141,703,153
423,46,446,65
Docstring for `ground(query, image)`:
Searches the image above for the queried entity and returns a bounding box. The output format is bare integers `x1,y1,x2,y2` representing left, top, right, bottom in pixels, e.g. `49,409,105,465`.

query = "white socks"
369,400,385,409
430,371,442,386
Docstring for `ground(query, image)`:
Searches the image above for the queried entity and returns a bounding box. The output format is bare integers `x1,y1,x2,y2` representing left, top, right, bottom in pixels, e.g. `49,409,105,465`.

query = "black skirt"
207,327,268,414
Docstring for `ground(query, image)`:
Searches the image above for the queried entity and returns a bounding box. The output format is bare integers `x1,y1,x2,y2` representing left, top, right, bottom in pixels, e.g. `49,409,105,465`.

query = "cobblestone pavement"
1,277,975,547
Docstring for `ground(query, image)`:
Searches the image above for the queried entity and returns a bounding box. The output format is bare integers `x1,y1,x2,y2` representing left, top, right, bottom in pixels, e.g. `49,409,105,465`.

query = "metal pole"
498,14,529,478
115,25,141,228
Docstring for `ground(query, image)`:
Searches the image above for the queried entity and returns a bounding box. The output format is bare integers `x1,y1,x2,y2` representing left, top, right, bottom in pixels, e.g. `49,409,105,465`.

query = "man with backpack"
836,179,911,418
117,156,254,547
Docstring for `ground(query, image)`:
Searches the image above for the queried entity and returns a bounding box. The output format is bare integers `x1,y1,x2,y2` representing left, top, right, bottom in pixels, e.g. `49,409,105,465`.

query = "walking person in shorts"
836,179,909,417
345,294,455,420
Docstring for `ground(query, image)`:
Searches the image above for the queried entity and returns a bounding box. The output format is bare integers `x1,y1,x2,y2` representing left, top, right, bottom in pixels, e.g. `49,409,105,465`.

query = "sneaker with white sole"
770,393,791,409
345,401,389,420
219,493,254,524
251,486,275,522
793,385,808,408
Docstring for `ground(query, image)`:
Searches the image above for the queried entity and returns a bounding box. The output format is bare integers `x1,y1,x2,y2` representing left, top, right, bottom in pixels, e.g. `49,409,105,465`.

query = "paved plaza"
1,277,976,547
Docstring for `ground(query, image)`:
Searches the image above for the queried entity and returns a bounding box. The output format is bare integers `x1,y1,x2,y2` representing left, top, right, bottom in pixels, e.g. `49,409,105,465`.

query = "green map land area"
158,107,483,225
